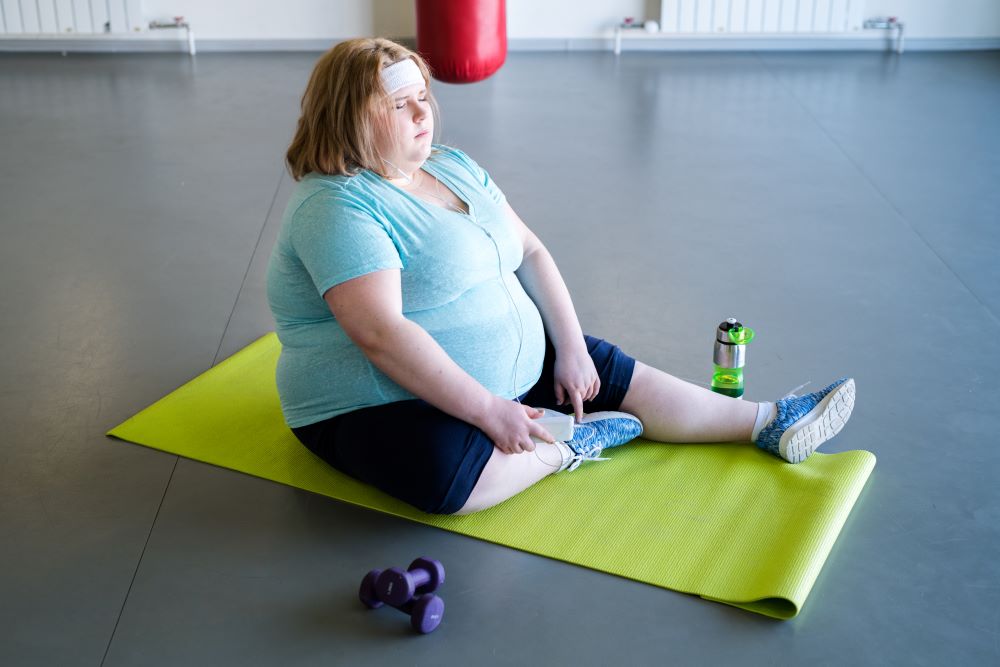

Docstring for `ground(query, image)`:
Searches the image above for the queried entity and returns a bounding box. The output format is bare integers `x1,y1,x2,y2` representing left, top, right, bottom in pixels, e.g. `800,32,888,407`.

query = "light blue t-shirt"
265,145,546,428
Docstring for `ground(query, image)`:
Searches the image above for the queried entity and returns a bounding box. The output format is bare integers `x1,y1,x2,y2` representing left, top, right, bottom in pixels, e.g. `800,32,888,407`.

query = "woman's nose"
412,102,426,121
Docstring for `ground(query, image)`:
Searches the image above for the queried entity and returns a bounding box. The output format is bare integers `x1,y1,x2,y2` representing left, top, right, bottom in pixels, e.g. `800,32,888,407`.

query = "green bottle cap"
728,326,755,345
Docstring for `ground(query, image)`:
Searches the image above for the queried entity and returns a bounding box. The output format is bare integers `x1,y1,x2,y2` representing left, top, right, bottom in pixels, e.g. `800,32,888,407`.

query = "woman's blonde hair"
286,37,439,180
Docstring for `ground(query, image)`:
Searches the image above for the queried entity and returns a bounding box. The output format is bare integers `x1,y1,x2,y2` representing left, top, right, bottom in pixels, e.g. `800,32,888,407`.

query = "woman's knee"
454,445,560,514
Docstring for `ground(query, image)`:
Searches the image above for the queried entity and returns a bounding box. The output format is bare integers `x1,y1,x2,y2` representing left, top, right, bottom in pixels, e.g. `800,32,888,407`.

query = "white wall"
3,0,997,42
142,0,397,39
507,0,649,38
864,0,1000,38
138,0,1000,40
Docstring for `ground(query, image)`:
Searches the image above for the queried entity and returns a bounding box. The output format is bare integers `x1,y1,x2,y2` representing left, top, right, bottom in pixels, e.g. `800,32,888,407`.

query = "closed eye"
395,97,429,110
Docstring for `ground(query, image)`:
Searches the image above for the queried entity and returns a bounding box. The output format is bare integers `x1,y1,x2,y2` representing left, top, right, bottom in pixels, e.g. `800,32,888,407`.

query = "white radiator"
659,0,866,34
1,0,143,35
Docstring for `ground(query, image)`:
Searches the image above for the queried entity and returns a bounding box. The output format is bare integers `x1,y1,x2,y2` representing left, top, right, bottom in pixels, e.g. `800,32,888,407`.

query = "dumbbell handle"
389,596,417,614
377,566,435,606
409,568,432,589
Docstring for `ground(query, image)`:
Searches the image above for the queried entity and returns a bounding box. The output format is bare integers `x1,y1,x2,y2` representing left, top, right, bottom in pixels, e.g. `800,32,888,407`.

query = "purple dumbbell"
397,593,445,634
375,557,445,607
358,569,384,609
358,560,446,634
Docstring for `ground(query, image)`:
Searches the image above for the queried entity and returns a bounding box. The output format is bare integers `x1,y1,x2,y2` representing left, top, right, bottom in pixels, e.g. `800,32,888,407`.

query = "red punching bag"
415,0,507,84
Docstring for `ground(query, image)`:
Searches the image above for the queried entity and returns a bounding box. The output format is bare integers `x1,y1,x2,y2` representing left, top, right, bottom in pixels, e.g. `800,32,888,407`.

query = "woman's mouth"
415,129,430,138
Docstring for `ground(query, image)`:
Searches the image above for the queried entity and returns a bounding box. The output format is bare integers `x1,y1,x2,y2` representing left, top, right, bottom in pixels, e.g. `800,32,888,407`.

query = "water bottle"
710,318,755,399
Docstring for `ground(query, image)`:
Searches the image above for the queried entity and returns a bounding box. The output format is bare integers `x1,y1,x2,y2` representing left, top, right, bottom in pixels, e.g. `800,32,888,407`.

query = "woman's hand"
476,398,554,455
553,343,600,422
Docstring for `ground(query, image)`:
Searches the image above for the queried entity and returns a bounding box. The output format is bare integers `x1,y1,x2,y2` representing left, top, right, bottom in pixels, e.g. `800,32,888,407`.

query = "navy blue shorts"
291,335,636,515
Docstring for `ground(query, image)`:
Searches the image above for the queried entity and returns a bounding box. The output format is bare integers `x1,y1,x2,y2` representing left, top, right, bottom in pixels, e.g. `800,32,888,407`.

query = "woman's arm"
507,202,600,420
324,269,554,454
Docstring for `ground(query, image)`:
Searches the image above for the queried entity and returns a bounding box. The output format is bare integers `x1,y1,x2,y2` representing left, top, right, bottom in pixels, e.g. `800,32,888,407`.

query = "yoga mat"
108,333,875,619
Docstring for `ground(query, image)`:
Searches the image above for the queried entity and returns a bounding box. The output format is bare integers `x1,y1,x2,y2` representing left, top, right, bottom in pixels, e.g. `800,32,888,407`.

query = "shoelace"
562,422,612,471
781,380,812,400
564,451,610,472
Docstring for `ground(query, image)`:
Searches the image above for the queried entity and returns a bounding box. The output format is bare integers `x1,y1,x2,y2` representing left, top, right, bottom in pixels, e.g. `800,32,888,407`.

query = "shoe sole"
779,379,856,463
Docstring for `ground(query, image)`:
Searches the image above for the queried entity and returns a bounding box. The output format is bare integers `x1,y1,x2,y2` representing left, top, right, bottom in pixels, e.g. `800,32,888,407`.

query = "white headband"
381,59,425,96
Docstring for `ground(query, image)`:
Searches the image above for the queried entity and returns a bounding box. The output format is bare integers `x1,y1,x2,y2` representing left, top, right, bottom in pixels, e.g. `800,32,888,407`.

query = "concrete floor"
1,49,997,666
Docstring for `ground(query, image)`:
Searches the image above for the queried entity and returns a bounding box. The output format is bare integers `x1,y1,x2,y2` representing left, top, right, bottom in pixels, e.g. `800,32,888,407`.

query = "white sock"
751,402,776,442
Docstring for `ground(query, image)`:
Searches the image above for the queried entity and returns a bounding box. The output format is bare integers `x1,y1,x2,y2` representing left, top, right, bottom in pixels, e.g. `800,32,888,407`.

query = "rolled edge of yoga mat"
708,449,876,620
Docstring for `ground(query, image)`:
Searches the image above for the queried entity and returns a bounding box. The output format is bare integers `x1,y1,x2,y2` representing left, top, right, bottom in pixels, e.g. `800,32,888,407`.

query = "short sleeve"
288,191,403,297
441,146,507,206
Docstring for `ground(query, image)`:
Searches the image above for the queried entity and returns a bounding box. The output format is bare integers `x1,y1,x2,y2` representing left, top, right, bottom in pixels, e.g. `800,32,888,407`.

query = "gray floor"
1,49,998,666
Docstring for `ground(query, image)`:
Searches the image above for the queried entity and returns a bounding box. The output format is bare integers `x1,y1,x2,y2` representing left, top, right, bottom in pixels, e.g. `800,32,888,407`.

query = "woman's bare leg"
619,361,758,443
458,361,761,514
455,443,563,515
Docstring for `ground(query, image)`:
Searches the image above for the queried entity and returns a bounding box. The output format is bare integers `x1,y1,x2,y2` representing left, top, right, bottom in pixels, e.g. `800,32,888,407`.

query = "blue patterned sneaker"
756,378,856,463
558,411,644,472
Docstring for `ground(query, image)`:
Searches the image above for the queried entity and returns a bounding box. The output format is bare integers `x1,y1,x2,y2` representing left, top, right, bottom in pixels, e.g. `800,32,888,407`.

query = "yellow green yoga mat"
108,333,875,619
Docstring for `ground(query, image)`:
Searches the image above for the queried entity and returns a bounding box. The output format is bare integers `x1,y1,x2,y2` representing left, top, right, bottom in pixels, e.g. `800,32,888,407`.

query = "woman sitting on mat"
265,38,856,516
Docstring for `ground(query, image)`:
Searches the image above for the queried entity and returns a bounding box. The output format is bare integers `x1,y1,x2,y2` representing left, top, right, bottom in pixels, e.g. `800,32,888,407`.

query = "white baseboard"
0,34,998,54
510,35,1000,52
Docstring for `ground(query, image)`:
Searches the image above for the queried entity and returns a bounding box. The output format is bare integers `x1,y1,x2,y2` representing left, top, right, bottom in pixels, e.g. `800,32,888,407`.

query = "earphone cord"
384,158,563,469
476,197,563,471
385,160,466,214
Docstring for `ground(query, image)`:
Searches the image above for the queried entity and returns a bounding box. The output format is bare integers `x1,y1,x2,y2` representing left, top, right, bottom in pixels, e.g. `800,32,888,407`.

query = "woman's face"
379,82,433,173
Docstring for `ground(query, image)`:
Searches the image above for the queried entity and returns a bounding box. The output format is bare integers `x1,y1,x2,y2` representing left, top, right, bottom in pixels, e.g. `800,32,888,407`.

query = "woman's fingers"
556,373,601,413
587,378,601,402
528,421,553,445
565,390,581,422
491,403,552,454
503,437,535,454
